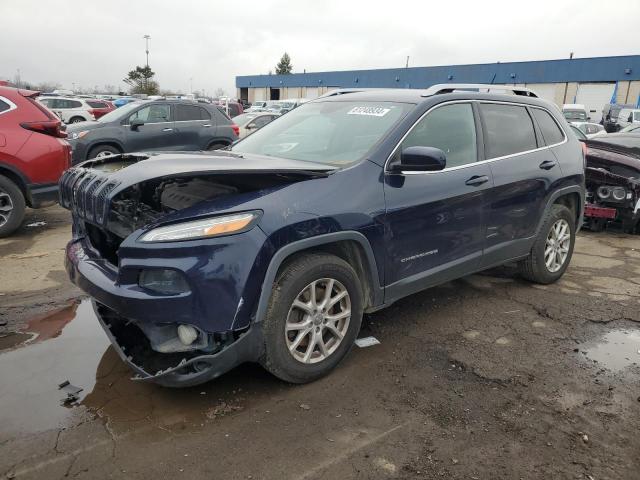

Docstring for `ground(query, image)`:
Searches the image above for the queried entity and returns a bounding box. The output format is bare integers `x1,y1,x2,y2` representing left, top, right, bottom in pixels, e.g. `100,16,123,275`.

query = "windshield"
620,124,640,133
563,110,587,121
98,102,144,123
232,100,412,166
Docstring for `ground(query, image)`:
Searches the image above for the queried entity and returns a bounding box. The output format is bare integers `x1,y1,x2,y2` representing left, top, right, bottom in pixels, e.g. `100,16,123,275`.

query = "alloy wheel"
285,278,351,364
0,188,14,228
544,219,571,273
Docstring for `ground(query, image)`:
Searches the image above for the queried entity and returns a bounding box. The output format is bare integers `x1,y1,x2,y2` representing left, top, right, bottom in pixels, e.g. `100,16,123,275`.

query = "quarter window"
531,108,565,145
480,104,537,158
400,103,477,168
129,104,171,123
0,99,11,113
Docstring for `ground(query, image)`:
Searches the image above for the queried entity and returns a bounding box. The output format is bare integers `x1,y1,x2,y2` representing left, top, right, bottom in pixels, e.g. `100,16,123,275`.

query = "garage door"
575,83,615,123
304,87,318,99
525,84,558,105
253,88,266,102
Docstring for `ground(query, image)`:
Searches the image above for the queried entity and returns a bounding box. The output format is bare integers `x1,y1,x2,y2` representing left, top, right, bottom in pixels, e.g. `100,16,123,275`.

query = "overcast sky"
2,0,639,95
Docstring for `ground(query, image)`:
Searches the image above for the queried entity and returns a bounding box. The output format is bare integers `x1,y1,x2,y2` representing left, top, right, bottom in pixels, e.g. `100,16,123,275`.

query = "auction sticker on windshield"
347,106,391,117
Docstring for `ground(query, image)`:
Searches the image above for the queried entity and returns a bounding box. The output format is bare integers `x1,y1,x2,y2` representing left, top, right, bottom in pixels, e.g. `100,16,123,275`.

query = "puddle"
0,298,280,440
0,300,110,438
583,329,640,371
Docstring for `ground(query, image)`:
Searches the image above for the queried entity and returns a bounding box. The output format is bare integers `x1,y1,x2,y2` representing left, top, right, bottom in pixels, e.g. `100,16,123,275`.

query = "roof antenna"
405,56,409,68
569,52,574,59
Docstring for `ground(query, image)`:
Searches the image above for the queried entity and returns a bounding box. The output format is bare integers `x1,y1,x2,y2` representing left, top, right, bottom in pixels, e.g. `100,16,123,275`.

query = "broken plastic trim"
92,300,264,387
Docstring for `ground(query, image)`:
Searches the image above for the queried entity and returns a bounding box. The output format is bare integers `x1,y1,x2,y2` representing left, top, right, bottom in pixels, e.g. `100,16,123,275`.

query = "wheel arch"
0,163,29,206
536,185,585,235
254,232,384,325
86,141,124,159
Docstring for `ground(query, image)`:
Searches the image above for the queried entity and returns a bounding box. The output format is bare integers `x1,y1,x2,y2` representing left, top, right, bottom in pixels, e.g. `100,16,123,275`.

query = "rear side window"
228,104,241,117
401,103,477,168
0,99,10,113
199,107,211,120
531,108,565,145
61,99,82,109
175,104,202,121
87,100,107,108
480,104,537,158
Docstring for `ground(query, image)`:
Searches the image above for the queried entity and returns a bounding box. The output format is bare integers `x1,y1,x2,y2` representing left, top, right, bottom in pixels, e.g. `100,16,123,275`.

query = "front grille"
59,168,118,225
85,222,123,266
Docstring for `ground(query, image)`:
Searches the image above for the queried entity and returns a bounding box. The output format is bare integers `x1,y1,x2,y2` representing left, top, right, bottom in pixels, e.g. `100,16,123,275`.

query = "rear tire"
206,142,226,151
260,253,363,383
88,145,120,159
0,175,26,238
69,116,85,124
519,204,575,284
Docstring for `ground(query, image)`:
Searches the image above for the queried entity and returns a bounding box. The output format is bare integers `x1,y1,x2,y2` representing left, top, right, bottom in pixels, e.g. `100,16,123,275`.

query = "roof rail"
317,88,371,98
422,84,538,98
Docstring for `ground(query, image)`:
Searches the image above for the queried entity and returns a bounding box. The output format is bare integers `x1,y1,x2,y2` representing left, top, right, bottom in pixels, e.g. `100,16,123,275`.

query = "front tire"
260,253,363,383
69,116,85,124
0,175,26,238
519,204,575,284
88,145,120,159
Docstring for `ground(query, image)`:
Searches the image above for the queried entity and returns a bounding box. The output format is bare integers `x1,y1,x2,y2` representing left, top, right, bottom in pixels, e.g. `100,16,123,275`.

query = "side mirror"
246,123,256,130
130,118,144,130
628,114,633,122
391,146,447,172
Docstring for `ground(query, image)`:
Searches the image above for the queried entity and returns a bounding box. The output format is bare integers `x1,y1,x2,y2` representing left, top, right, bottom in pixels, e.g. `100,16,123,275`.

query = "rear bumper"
584,203,617,219
27,182,59,208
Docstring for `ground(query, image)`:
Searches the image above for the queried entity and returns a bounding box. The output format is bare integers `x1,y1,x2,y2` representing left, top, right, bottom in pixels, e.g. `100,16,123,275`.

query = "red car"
0,86,71,237
85,99,115,119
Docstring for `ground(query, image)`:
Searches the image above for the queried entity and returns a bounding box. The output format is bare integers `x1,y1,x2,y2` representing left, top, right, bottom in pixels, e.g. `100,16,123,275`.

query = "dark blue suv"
61,85,585,387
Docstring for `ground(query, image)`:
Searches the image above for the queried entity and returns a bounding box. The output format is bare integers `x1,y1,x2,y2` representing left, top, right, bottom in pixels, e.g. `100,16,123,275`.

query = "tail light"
581,142,588,157
20,120,67,138
87,109,97,119
231,124,240,137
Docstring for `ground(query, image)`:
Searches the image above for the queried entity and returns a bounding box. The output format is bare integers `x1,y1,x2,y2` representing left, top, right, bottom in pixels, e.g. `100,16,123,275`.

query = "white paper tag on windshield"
347,106,391,117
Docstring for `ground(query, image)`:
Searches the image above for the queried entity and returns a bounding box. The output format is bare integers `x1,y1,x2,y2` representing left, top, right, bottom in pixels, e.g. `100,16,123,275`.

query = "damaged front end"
61,151,334,386
584,146,640,233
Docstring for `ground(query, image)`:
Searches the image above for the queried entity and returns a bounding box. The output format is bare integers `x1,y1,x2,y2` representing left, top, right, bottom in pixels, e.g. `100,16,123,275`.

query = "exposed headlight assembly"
139,211,260,242
611,187,626,201
597,185,626,202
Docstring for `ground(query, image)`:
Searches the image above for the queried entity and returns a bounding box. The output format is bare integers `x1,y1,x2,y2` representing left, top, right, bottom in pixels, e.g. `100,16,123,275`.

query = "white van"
562,104,589,123
616,108,640,129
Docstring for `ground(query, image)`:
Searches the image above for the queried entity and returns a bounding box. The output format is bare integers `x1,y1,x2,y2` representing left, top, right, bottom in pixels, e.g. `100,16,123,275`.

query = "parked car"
562,104,589,123
0,86,71,236
601,103,635,133
232,112,278,138
37,96,96,123
65,99,239,163
583,134,640,233
569,124,588,140
572,121,606,138
61,84,584,387
245,101,268,113
616,108,640,130
217,101,243,118
619,124,640,133
85,99,115,119
113,97,137,108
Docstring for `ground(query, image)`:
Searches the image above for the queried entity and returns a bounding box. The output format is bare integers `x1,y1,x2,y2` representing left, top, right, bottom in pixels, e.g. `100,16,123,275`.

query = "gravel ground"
0,205,639,480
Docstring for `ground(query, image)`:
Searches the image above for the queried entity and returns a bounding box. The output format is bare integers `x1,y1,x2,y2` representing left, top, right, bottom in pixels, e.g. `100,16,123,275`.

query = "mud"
1,206,639,479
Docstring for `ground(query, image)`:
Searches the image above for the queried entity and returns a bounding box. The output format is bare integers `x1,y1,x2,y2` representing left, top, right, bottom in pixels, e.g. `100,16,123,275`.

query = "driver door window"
400,103,477,168
129,104,171,124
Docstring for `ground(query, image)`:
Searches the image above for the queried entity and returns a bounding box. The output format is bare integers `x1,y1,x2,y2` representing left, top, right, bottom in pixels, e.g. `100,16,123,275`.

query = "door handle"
539,159,557,170
202,124,211,127
465,175,489,186
162,128,173,132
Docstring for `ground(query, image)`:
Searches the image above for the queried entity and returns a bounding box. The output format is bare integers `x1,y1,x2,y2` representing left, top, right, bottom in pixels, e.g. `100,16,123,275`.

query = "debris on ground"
355,336,380,348
58,380,83,405
205,402,243,419
299,403,311,410
26,221,47,227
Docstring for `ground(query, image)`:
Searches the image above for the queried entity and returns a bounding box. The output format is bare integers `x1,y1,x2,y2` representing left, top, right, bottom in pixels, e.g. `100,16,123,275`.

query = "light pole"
190,77,193,94
143,35,151,67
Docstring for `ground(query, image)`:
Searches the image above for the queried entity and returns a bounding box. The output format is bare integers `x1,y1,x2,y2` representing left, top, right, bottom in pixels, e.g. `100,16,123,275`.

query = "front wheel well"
87,142,123,159
275,240,377,310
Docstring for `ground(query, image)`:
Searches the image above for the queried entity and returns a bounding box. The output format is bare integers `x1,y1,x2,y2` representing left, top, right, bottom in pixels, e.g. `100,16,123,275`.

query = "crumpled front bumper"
92,300,263,388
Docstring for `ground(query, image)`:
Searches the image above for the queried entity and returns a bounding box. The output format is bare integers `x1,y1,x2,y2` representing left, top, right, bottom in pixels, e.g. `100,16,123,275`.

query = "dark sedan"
66,100,238,164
